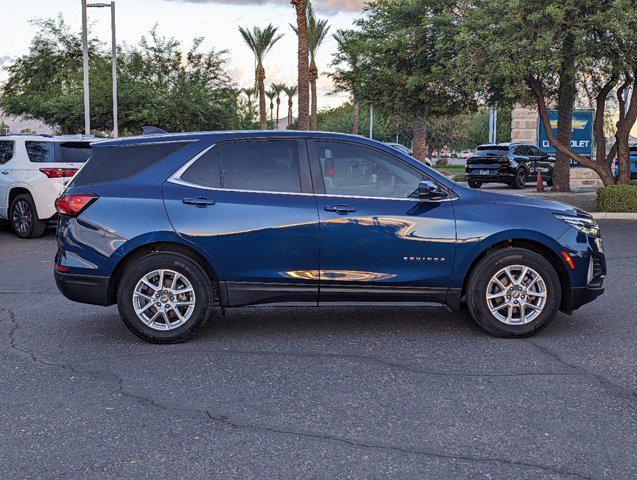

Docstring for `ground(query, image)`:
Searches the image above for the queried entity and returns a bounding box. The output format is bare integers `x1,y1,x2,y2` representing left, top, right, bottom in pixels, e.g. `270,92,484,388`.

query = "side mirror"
418,180,447,201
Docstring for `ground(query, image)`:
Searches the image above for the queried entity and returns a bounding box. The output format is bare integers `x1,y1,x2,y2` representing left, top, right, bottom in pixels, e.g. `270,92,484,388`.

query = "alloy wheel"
485,265,547,325
12,200,32,236
132,269,196,331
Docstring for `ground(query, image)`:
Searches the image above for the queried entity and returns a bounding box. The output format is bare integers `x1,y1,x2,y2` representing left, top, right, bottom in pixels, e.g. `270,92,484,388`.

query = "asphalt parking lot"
1,221,635,479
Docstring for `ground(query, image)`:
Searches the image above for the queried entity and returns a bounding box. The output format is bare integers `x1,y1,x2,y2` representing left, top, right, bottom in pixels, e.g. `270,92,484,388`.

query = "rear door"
0,140,16,217
309,140,456,305
163,138,321,306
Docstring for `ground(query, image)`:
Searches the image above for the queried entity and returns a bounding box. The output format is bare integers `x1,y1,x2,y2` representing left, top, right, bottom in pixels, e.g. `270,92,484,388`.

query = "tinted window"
531,146,546,156
315,141,423,199
217,140,301,193
180,148,221,188
0,141,14,164
71,141,190,187
475,146,510,156
25,141,92,163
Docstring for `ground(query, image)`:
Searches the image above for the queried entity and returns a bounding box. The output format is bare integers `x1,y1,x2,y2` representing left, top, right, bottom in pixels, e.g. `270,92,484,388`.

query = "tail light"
40,168,79,178
55,194,98,217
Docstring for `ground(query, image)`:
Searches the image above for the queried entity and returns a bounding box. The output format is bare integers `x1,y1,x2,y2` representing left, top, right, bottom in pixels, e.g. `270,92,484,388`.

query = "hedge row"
596,185,637,212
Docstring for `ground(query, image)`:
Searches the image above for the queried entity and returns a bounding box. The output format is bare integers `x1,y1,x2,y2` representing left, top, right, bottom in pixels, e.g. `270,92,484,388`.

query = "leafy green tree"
1,18,244,135
331,29,363,135
456,0,637,187
334,0,475,162
238,24,283,130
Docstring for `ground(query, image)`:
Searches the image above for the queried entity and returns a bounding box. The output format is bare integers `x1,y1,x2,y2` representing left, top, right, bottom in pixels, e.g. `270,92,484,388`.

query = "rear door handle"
182,197,216,207
1,171,9,175
324,204,356,215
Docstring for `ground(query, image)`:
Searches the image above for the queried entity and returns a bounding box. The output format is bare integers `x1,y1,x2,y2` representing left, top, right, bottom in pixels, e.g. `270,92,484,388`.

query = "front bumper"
568,285,605,312
54,270,111,306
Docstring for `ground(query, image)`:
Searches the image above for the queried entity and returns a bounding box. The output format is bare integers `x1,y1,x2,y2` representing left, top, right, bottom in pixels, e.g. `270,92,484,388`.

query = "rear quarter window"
71,141,191,187
0,141,14,164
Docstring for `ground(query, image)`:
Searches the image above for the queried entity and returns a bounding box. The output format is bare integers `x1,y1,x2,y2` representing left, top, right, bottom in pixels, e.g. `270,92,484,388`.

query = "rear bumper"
54,271,111,306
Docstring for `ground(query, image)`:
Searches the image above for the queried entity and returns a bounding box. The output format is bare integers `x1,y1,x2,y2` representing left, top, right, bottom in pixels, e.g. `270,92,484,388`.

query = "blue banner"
538,109,593,157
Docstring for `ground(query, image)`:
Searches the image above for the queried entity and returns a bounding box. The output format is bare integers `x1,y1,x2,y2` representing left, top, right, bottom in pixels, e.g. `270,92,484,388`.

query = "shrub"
596,185,637,212
435,158,448,166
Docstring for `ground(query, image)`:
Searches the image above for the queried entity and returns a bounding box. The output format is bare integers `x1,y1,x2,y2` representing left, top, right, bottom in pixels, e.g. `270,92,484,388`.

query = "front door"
309,140,456,305
163,138,320,306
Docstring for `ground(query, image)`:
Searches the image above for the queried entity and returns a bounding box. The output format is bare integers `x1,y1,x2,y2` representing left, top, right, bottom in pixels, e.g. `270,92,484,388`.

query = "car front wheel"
466,248,561,337
117,253,215,343
468,179,482,189
10,193,47,239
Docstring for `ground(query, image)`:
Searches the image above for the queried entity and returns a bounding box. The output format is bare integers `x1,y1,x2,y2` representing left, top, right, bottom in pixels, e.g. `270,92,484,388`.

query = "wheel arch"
459,237,571,313
7,186,34,216
107,241,225,306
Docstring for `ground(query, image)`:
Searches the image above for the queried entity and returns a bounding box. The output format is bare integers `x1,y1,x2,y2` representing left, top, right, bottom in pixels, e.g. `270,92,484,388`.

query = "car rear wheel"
511,168,526,189
468,179,482,189
10,194,46,239
117,253,214,343
546,175,554,186
466,248,561,337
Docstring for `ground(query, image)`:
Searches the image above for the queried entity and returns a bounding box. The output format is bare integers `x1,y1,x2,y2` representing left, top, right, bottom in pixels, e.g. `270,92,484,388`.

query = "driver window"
315,141,423,199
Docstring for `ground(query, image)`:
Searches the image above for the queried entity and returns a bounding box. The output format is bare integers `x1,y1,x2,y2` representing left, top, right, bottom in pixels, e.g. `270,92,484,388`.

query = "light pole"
81,1,118,138
488,104,498,144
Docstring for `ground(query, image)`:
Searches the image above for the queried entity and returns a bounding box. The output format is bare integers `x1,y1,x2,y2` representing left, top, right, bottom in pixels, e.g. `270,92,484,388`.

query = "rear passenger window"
0,141,14,164
71,141,191,186
218,140,301,193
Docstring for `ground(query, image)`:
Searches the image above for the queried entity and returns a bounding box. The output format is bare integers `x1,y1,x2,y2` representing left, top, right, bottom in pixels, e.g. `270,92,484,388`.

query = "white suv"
0,134,94,238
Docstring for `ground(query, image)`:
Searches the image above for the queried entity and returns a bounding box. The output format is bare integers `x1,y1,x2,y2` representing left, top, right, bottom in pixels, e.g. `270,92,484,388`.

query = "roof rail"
0,133,54,138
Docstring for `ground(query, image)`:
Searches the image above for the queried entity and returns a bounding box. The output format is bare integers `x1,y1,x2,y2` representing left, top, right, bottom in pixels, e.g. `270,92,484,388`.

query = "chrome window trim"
167,143,456,202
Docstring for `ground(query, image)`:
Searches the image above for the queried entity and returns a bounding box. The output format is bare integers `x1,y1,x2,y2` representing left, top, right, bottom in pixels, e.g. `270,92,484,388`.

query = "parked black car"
466,143,555,189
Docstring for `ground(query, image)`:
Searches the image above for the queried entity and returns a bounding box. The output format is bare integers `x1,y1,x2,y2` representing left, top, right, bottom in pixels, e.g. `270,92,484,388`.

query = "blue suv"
54,131,605,343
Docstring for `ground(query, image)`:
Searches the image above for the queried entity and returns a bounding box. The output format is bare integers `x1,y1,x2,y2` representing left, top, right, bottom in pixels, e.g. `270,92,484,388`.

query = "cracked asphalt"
1,221,635,479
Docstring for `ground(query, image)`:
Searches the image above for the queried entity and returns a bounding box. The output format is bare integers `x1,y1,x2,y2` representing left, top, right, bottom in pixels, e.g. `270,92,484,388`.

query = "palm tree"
266,87,277,125
291,0,310,130
308,18,330,130
238,24,283,130
284,85,298,127
331,29,362,135
241,87,257,119
272,83,287,129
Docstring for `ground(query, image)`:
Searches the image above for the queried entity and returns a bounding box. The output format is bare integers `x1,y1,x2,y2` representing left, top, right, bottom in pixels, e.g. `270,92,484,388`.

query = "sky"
0,0,367,110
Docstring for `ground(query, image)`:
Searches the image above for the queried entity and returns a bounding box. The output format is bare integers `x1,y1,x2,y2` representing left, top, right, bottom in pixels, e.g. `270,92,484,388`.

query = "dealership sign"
538,109,594,157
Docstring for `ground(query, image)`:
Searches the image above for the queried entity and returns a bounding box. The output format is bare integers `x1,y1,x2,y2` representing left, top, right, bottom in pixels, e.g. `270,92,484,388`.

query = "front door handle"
1,171,9,175
182,197,216,207
324,204,356,215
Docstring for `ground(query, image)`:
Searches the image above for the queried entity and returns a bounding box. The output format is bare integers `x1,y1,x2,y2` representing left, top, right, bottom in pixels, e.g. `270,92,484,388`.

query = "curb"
590,212,637,220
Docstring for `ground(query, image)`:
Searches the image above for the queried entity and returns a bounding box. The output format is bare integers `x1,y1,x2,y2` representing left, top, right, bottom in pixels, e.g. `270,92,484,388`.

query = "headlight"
554,214,600,237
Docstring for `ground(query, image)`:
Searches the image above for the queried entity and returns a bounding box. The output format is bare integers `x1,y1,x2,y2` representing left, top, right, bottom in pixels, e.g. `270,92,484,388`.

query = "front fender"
450,228,569,289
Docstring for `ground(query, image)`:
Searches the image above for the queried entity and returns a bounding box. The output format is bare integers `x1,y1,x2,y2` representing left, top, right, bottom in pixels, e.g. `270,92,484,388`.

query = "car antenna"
141,126,168,135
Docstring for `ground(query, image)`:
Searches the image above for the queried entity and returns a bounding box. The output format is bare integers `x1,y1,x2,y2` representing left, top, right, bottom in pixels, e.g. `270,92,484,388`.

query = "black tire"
511,168,526,189
546,175,554,187
10,193,46,239
468,179,482,189
466,248,561,337
117,253,215,343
